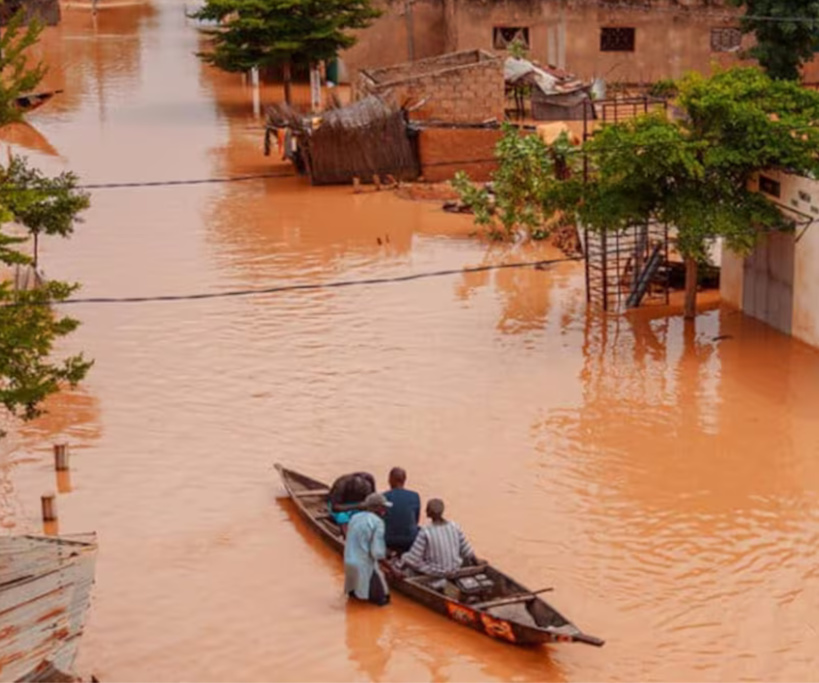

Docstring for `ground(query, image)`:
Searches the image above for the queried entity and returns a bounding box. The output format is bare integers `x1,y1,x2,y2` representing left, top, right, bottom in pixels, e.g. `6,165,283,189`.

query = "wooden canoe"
275,464,604,648
13,91,63,114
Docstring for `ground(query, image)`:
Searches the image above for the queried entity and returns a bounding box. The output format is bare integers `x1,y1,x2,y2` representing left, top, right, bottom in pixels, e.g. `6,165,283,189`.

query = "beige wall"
342,0,768,86
720,246,743,310
721,170,819,349
342,0,819,86
341,0,446,79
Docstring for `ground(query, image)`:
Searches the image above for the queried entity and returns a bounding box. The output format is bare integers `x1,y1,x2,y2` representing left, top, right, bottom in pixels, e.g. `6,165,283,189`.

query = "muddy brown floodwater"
2,1,819,681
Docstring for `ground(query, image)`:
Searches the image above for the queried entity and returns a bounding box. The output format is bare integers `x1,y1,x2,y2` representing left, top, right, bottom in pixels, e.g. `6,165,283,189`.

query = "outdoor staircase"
584,222,670,312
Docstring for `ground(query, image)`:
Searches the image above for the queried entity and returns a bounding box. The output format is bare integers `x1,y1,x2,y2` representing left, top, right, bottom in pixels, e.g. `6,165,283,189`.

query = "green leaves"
0,154,92,426
0,156,90,240
0,9,47,126
455,67,817,269
729,0,819,81
453,123,580,240
190,0,381,74
0,281,92,423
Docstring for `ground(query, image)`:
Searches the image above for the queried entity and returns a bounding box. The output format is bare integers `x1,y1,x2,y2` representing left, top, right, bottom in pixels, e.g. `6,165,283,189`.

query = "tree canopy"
454,67,819,317
729,0,819,81
0,156,90,266
0,155,92,428
0,9,47,125
190,0,380,102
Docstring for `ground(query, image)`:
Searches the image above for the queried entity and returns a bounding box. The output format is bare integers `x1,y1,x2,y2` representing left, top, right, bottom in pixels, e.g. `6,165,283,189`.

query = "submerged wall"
721,171,819,349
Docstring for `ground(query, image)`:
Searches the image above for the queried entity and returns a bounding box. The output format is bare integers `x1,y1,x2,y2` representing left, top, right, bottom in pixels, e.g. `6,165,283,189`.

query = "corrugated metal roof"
0,534,97,683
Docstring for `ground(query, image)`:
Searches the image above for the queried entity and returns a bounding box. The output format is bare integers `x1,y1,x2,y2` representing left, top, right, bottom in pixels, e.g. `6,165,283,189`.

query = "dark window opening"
600,27,635,52
759,175,781,198
493,26,530,51
711,27,742,52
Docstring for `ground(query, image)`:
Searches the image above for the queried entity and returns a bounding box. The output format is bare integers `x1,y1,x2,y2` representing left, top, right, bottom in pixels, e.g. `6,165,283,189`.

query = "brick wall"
418,128,502,182
359,55,505,123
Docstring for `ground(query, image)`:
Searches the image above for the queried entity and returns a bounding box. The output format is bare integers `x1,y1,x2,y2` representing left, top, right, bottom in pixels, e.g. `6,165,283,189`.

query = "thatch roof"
265,96,419,185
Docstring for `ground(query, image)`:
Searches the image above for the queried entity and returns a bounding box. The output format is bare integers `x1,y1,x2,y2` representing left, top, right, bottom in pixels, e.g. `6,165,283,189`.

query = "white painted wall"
720,170,819,348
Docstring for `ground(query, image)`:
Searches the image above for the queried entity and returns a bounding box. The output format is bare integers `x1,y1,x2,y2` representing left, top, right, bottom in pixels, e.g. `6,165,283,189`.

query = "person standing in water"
344,492,393,606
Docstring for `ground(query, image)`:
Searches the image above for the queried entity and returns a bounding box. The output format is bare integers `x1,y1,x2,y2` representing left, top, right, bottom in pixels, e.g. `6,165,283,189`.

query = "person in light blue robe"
344,492,392,606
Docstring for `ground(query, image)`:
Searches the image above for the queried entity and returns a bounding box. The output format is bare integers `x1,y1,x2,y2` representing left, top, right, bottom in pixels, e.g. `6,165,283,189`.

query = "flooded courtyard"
2,1,819,681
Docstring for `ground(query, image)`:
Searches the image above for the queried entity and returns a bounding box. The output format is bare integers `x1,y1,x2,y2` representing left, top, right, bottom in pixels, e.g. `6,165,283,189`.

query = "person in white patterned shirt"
398,498,479,577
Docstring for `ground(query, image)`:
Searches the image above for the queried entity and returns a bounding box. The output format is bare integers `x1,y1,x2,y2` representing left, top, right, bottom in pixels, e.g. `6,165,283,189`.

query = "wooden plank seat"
471,588,553,611
292,489,330,497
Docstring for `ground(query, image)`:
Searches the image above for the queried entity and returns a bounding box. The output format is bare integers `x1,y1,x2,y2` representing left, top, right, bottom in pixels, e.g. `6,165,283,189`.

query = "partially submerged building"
355,50,507,182
266,96,420,186
721,171,819,349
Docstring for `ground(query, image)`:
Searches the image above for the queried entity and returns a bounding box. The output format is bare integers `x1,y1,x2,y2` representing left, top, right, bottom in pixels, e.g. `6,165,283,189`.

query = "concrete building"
340,0,819,86
721,171,819,349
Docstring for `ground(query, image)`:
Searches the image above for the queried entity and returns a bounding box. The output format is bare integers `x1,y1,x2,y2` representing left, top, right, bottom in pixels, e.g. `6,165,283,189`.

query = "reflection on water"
1,0,818,681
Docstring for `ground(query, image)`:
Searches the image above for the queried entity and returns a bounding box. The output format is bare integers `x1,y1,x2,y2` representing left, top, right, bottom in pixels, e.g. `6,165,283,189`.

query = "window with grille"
711,27,742,52
493,27,530,51
759,175,781,198
600,27,635,52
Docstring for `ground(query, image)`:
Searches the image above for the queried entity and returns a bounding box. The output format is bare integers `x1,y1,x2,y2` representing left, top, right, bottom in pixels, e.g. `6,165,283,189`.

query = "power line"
15,256,581,307
77,171,292,189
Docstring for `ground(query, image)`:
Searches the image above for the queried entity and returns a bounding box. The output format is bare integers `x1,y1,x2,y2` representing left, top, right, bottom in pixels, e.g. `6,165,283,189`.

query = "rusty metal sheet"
0,534,97,683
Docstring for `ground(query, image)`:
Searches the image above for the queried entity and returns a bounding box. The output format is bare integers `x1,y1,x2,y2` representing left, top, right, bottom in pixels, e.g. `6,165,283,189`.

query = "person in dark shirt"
383,467,421,553
328,472,376,536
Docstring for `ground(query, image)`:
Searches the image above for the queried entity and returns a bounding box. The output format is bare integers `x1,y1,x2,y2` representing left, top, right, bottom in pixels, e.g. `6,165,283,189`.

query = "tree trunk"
684,256,697,320
32,231,39,270
283,61,292,106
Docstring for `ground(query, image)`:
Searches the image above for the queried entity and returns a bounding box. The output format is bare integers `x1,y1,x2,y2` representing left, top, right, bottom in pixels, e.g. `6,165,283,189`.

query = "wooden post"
684,256,698,319
283,62,293,106
404,0,415,62
41,493,57,523
54,443,69,471
56,470,72,494
251,66,260,118
309,64,321,113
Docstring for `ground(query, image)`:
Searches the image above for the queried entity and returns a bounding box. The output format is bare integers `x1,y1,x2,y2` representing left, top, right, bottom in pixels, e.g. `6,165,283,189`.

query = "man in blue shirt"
383,467,421,553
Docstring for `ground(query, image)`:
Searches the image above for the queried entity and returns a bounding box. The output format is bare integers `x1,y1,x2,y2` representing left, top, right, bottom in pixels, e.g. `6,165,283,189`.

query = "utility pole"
557,0,566,70
404,0,414,61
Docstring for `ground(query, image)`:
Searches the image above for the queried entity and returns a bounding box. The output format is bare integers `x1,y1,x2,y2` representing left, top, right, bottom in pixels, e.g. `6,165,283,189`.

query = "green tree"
0,155,92,428
451,124,579,241
190,0,381,105
728,0,819,80
0,9,47,125
0,156,91,268
456,68,819,318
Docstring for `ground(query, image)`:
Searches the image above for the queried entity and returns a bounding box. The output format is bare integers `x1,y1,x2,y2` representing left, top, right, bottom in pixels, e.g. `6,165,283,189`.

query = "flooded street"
2,1,819,681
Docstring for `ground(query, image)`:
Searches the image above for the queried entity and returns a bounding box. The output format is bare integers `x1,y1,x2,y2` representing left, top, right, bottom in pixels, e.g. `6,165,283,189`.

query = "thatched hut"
265,96,420,186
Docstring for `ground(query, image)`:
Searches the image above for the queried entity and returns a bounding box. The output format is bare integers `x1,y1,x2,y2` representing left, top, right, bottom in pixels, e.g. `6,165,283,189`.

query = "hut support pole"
251,66,260,118
310,64,321,113
283,62,293,106
405,0,415,61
